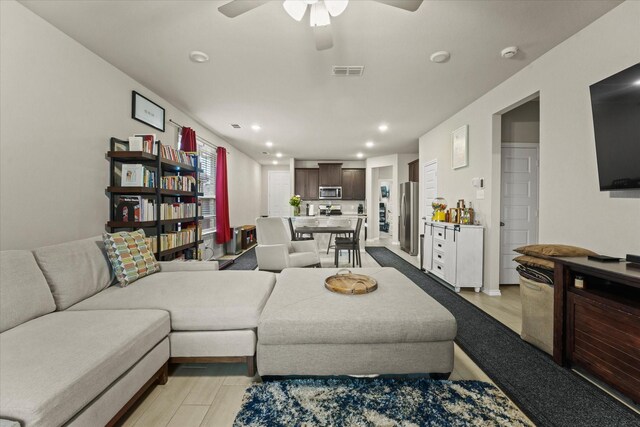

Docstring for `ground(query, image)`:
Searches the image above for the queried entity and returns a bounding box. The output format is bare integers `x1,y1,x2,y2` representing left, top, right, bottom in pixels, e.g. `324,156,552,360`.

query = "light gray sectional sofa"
0,236,276,427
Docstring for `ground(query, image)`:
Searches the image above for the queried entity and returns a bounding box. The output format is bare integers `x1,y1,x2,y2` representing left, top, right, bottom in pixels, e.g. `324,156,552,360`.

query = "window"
198,142,217,234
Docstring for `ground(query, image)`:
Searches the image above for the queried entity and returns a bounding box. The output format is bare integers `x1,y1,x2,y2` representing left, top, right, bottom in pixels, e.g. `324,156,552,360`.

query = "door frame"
422,159,438,221
499,142,540,284
267,170,291,217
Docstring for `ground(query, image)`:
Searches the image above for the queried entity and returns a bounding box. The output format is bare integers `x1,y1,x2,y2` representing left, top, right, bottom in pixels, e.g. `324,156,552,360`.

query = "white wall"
0,1,262,250
419,1,640,295
501,100,540,143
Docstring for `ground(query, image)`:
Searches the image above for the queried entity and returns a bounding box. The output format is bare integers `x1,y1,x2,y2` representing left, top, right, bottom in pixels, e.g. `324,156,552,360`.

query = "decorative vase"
293,206,301,216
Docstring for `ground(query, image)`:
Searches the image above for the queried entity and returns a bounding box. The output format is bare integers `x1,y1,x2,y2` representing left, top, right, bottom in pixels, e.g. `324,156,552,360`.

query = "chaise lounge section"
0,236,276,427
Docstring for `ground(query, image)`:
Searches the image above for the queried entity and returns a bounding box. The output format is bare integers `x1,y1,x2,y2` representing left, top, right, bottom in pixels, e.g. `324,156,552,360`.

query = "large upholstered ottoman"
257,268,457,377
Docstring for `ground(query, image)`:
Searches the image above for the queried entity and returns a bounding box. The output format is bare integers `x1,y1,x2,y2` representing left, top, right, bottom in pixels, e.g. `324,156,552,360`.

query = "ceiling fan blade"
372,0,423,12
314,25,333,51
283,0,308,22
218,0,268,18
324,0,349,17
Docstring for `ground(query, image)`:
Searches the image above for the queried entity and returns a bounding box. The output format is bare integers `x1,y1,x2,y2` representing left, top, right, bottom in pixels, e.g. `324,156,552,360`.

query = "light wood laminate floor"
117,243,525,427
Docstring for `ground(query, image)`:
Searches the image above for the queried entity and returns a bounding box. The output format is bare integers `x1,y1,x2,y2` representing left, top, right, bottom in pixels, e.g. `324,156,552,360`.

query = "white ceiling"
20,0,620,164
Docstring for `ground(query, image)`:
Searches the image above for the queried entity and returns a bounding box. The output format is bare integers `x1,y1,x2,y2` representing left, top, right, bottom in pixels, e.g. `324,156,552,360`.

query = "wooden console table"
553,257,640,403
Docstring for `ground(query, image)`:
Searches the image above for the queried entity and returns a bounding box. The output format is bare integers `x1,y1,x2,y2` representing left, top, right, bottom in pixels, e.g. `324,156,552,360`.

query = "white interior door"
500,144,539,284
268,171,291,217
423,160,438,219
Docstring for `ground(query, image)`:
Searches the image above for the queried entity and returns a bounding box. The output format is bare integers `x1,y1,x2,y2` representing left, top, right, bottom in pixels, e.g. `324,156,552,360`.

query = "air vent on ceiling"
231,124,241,128
332,66,365,77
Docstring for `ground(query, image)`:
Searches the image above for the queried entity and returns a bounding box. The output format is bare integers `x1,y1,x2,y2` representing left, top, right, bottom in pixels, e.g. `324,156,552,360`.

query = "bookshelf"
106,137,204,260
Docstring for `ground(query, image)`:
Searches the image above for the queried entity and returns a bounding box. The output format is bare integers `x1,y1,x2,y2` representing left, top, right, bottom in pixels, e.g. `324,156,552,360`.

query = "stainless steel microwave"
319,186,342,200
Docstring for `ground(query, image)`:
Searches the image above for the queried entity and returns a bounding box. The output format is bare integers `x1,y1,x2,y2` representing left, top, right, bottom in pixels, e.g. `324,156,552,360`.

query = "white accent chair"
255,217,321,272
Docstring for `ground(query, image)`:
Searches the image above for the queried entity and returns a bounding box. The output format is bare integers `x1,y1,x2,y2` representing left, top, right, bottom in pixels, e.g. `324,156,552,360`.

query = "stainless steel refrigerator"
399,182,419,255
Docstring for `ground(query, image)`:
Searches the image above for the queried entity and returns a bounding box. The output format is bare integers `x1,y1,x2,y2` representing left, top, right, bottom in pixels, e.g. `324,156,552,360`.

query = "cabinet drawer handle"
437,254,442,259
437,243,442,248
437,265,442,270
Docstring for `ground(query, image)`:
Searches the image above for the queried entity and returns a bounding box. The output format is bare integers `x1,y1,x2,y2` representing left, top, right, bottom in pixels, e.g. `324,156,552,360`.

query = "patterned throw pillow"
103,229,159,287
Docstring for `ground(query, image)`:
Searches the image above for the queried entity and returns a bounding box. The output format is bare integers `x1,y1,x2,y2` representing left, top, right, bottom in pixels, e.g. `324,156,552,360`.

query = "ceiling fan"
218,0,424,51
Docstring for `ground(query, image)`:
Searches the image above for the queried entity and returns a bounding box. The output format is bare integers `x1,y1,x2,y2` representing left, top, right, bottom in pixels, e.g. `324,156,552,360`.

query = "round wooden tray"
325,269,378,295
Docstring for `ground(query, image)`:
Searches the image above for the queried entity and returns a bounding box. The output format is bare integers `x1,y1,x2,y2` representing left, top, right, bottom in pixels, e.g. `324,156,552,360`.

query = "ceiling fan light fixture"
310,2,331,27
283,0,307,21
324,0,348,17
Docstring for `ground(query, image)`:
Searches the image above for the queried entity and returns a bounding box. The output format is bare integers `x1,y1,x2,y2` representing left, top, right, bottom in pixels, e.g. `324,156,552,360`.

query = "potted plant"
289,195,302,216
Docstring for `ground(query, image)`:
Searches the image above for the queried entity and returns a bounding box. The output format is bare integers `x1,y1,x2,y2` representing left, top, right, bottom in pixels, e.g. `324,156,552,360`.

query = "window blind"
198,142,217,234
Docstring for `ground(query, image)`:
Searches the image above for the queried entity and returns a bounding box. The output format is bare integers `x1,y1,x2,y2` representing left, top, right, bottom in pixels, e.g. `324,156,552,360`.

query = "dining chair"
288,217,314,241
334,217,363,267
294,217,318,240
326,218,352,254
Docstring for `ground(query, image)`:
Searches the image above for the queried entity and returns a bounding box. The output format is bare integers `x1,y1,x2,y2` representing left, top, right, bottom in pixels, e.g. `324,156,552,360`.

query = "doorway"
499,99,540,285
268,170,291,217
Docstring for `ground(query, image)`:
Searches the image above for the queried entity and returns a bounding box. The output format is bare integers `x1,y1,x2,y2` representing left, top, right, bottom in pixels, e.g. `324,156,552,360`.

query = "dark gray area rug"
222,247,257,270
365,247,640,427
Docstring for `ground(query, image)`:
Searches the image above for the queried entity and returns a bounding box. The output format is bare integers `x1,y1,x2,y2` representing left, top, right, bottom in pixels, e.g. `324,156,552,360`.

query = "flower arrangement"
289,195,302,216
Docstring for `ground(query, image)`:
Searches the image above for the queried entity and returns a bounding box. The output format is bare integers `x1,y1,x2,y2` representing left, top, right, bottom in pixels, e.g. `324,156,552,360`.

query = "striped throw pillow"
103,229,159,287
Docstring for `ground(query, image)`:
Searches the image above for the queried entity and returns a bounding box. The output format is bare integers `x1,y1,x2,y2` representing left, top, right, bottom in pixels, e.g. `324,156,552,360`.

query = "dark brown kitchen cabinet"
342,168,366,200
409,159,419,182
318,163,342,187
294,168,319,200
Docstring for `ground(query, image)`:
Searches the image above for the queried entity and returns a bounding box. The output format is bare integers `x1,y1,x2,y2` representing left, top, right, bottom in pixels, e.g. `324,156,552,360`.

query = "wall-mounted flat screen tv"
589,63,640,191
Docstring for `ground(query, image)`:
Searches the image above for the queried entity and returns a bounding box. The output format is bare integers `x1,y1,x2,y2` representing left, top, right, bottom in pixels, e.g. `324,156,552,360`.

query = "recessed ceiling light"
276,152,283,158
251,124,261,131
366,141,374,148
430,51,450,64
272,160,278,165
189,51,209,63
633,79,640,86
378,124,388,132
357,152,364,158
265,141,273,147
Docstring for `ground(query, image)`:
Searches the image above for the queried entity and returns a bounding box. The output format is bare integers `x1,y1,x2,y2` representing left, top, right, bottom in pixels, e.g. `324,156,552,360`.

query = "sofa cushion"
32,236,113,310
103,230,159,287
514,244,597,258
69,271,276,331
0,251,56,333
0,310,169,427
513,255,555,271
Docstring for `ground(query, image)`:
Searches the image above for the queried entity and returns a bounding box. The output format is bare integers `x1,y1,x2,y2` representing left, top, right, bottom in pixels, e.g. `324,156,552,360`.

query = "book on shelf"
145,236,158,253
133,134,158,155
161,175,196,192
121,164,156,187
160,144,198,168
128,136,143,151
160,202,197,220
114,196,156,222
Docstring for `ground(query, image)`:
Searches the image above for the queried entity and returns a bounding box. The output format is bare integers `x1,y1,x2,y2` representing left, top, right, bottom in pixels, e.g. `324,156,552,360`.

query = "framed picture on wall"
131,91,165,132
451,124,468,169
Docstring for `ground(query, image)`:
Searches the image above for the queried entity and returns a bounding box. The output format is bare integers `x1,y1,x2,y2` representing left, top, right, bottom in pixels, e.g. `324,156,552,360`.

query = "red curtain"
215,147,231,244
180,127,197,202
180,127,197,152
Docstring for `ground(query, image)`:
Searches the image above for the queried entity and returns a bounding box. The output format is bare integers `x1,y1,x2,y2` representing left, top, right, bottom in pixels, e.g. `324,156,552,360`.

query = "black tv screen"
589,63,640,191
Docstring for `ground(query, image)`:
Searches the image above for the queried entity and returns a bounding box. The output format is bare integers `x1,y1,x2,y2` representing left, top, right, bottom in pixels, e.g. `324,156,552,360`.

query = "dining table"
293,225,355,240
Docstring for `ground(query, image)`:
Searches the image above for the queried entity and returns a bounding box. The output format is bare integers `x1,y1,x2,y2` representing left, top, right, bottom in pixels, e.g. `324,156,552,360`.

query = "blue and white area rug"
233,378,532,426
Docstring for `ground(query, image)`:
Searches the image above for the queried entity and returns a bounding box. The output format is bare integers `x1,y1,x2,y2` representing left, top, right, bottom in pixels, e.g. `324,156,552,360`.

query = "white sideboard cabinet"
422,221,484,292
